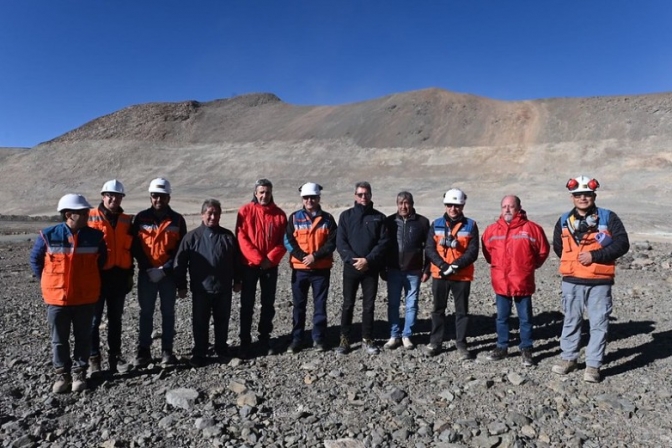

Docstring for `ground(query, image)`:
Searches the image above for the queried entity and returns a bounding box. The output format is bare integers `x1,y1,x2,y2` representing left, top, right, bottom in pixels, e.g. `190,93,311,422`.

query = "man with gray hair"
382,191,430,350
175,199,242,367
336,181,389,355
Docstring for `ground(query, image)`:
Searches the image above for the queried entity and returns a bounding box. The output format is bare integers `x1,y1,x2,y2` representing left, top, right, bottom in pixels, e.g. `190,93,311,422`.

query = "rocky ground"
1,232,671,447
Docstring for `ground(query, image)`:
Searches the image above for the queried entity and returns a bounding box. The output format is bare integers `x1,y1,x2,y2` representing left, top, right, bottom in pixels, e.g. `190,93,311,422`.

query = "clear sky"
2,1,671,148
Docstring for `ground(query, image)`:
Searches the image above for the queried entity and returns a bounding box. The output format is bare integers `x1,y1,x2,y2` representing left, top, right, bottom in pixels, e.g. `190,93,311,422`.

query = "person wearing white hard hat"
131,178,187,368
284,182,338,354
551,176,629,383
87,180,134,375
29,194,107,393
335,181,390,355
235,178,287,357
425,188,479,359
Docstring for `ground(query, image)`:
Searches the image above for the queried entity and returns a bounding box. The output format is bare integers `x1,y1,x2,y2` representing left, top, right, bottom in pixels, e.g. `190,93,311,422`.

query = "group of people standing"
29,174,629,393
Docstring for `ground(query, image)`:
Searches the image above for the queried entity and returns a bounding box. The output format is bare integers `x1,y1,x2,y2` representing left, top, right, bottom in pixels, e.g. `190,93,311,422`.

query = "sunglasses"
355,192,370,198
150,193,168,199
572,192,595,198
445,204,463,208
103,192,123,199
302,195,318,201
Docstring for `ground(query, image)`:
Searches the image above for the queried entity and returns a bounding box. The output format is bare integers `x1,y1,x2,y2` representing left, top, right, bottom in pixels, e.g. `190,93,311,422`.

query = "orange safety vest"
135,209,184,268
559,208,615,280
88,207,133,270
430,217,476,281
40,224,103,306
287,210,334,270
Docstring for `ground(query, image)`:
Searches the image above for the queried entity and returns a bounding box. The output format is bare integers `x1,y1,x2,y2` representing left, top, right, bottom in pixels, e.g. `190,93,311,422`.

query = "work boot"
424,344,441,357
134,346,152,368
109,353,131,374
52,372,72,394
313,340,328,353
551,359,578,375
189,355,206,368
362,339,380,355
457,348,472,360
583,366,601,383
71,370,87,392
383,338,401,350
402,337,415,350
161,350,179,368
486,347,508,361
335,335,350,355
520,348,535,367
88,355,102,377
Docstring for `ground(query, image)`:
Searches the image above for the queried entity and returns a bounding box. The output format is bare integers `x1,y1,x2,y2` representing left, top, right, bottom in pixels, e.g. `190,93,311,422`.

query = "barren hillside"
1,88,670,239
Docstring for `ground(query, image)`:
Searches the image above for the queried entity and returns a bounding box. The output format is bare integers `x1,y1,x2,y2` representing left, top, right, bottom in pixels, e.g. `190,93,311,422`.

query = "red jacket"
481,211,549,296
236,201,287,267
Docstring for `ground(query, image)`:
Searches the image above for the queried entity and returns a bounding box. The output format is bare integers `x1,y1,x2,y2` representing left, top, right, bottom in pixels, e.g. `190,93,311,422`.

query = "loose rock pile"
1,238,671,447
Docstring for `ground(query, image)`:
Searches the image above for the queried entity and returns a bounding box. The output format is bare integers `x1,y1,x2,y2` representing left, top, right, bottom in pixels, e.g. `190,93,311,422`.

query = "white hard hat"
566,175,600,193
299,182,322,196
101,179,125,196
57,194,93,212
148,178,172,194
443,188,467,205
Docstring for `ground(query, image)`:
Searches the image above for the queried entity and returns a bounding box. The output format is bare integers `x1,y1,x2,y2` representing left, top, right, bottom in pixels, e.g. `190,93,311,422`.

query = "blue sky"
2,1,671,148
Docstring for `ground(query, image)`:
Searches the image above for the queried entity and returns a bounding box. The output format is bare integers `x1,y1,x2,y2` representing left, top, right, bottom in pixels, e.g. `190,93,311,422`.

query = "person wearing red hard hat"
29,194,107,393
87,180,134,375
551,175,629,383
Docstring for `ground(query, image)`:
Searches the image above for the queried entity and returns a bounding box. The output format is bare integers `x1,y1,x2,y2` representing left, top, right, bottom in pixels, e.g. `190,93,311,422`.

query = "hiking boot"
134,346,152,368
189,355,206,368
335,335,350,355
584,366,601,383
457,348,472,361
424,344,441,357
71,370,87,392
362,339,380,355
88,355,102,377
486,347,508,361
52,372,72,394
551,359,578,375
402,337,415,350
287,340,302,354
520,348,535,367
110,354,131,374
384,338,401,350
313,341,328,352
161,350,179,368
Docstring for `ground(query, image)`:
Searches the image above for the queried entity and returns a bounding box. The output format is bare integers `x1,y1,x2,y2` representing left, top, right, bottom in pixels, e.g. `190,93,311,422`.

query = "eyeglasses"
150,193,168,199
103,192,123,199
355,192,370,198
572,192,595,198
445,204,463,208
302,195,318,201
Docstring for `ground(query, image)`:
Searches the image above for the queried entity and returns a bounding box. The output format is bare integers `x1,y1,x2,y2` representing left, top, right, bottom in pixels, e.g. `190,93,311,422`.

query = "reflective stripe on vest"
289,211,333,270
559,207,615,279
430,217,475,281
88,209,133,269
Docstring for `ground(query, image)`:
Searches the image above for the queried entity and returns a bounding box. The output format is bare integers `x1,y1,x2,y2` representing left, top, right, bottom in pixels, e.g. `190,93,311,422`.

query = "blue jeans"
91,292,126,357
495,294,533,350
137,271,177,351
47,304,96,373
240,266,278,344
559,282,612,368
387,269,421,338
290,269,330,343
192,291,232,357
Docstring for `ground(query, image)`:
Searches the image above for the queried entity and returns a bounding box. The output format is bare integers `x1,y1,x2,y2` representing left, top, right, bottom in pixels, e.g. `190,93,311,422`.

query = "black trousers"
340,267,379,341
430,278,471,349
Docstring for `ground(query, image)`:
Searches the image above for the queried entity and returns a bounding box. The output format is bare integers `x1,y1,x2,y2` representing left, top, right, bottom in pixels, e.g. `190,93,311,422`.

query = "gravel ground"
1,234,671,447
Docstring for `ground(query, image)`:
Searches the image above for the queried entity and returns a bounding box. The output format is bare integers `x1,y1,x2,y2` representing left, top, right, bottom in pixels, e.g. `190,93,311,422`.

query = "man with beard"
481,195,549,366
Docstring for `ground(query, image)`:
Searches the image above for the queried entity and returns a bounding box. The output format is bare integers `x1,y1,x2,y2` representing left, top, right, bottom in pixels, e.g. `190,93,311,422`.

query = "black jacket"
384,210,430,273
174,224,242,294
336,202,389,271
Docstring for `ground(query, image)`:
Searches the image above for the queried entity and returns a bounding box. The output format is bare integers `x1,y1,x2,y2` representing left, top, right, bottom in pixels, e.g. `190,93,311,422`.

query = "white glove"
147,267,166,283
442,265,459,276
